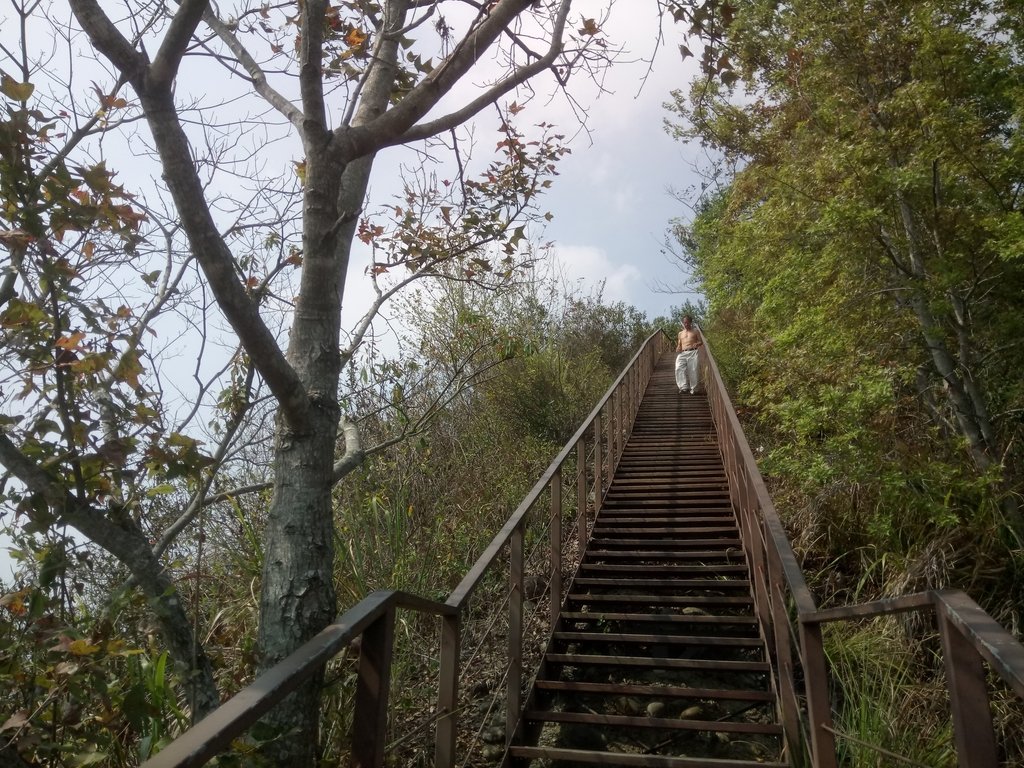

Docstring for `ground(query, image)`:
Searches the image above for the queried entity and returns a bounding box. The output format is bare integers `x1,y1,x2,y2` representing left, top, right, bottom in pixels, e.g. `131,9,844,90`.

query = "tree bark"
894,189,996,470
252,2,408,758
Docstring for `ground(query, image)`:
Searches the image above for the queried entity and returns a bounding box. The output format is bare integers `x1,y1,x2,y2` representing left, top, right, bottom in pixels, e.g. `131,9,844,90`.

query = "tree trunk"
255,130,344,762
894,190,996,470
253,5,406,760
894,190,1023,533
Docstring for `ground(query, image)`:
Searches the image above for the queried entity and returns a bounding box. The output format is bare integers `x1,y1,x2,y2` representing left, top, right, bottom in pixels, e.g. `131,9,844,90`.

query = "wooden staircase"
509,356,788,767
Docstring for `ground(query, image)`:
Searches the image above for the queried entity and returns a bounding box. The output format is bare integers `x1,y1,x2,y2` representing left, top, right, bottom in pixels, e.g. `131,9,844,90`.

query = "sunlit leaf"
344,27,367,47
0,589,30,616
0,74,34,101
56,331,86,350
70,749,107,766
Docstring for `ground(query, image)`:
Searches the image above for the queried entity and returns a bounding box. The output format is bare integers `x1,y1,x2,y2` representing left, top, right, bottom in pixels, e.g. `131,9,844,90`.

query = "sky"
346,0,709,329
536,10,707,320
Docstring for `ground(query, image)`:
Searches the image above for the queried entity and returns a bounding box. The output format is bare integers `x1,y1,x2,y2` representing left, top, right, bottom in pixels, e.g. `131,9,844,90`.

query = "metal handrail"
140,590,455,768
142,328,671,768
699,330,1024,768
447,329,666,610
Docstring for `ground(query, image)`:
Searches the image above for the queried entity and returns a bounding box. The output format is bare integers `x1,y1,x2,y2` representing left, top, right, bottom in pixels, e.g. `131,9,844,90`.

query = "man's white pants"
675,350,699,393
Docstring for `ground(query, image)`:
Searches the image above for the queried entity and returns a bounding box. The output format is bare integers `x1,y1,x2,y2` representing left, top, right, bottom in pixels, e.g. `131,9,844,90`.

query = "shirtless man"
675,314,703,394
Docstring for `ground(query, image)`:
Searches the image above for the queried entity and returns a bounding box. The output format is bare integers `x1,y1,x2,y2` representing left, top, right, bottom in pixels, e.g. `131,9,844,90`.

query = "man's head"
682,314,693,329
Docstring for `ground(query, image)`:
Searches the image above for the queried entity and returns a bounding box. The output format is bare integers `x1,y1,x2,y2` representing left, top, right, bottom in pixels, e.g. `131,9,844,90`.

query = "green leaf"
70,749,108,766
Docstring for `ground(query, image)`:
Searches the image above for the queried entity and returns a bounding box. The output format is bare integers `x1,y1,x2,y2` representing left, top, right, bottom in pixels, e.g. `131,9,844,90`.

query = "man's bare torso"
677,328,701,352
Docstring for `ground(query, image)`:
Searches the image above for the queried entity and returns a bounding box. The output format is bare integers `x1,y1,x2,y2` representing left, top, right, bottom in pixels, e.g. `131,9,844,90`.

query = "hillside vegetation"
666,0,1024,762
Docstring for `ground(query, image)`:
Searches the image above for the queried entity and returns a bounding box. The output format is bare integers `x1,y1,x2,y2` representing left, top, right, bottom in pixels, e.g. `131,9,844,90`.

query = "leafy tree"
666,8,1024,754
667,0,1024,539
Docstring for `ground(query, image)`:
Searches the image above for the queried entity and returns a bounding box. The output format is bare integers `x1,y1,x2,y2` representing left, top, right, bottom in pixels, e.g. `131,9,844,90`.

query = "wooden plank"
568,594,753,606
544,654,770,673
559,612,758,626
579,563,749,574
573,578,751,589
533,680,773,701
508,745,788,767
524,710,784,735
553,631,763,647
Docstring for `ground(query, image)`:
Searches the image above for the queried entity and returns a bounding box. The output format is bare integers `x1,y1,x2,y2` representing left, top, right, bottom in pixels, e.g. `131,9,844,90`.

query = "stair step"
553,631,764,648
569,594,752,606
608,481,729,490
545,654,770,673
594,516,736,525
524,710,784,736
604,492,732,501
579,563,748,573
559,611,758,627
534,680,773,701
508,745,788,767
602,499,732,508
573,578,750,589
588,539,742,549
591,527,737,535
585,551,746,562
569,593,753,606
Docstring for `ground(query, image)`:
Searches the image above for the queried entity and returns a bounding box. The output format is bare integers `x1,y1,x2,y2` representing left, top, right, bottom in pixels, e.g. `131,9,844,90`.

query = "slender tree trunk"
895,191,995,469
893,191,1023,532
253,5,405,759
255,127,344,761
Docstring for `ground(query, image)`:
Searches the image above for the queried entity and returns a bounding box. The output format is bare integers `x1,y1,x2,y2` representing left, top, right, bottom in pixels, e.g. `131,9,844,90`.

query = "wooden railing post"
576,437,587,548
937,605,998,767
593,413,603,512
768,554,801,760
435,613,460,768
620,381,626,453
624,372,631,435
617,382,624,456
352,607,396,768
799,620,837,768
604,398,613,479
607,391,616,470
507,522,524,743
550,468,562,627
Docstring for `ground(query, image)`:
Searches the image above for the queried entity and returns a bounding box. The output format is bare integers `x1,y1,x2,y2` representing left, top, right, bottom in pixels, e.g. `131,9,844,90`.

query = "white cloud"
551,244,643,306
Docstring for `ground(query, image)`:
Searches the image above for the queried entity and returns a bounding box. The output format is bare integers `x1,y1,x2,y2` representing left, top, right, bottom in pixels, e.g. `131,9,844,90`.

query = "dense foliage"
666,0,1024,761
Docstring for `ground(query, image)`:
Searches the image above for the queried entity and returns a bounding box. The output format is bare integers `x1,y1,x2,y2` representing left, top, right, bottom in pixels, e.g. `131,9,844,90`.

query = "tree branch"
67,0,148,81
197,5,304,128
331,416,364,481
298,0,329,138
150,0,209,89
340,0,561,155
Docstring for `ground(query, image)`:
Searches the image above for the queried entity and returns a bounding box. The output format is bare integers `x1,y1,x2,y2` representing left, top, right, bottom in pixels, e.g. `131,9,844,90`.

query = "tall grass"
824,620,954,767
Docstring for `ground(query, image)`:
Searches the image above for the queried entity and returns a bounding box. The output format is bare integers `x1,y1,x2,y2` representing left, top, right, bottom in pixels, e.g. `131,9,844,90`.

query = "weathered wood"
351,607,395,768
508,745,788,767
